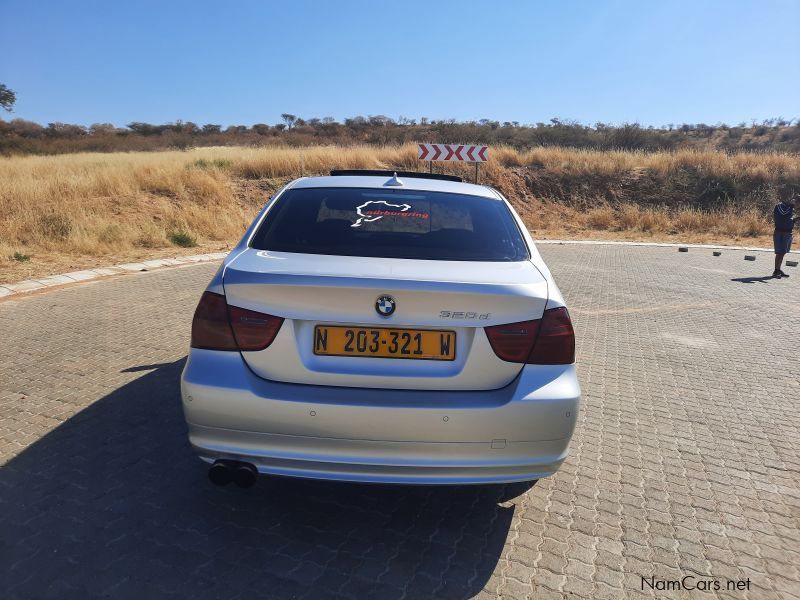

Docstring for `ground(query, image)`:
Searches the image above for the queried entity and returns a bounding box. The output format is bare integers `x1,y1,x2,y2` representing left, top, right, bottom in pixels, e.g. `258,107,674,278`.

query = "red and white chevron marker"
418,143,488,162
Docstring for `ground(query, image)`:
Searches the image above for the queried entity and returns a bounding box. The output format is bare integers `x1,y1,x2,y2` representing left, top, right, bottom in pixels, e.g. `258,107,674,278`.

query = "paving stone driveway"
1,245,798,600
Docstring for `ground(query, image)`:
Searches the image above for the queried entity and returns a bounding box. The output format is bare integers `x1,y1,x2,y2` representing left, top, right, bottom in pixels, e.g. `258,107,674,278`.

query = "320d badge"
181,170,580,489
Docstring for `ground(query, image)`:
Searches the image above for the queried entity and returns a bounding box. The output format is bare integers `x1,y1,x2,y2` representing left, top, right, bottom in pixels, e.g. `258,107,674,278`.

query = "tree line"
2,112,798,155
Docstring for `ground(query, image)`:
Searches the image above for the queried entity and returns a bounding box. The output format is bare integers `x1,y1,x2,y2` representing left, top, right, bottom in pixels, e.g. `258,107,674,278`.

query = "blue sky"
1,0,798,127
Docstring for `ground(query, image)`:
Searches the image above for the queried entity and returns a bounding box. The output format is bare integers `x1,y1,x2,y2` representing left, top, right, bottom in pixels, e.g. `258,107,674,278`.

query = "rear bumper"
181,350,581,485
189,424,571,484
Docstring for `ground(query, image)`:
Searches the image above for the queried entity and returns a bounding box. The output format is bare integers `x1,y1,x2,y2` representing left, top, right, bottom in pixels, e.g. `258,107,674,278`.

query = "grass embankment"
1,144,798,283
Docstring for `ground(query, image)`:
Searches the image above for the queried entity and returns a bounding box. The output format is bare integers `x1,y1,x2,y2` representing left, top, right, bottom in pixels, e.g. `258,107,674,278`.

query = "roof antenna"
385,172,403,187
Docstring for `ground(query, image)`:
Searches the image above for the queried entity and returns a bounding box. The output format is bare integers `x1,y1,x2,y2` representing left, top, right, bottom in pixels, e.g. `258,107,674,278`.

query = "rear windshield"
250,187,529,261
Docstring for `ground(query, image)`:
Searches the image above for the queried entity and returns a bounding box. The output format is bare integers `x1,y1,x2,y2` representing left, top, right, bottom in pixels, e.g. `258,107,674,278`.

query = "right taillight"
190,291,283,352
527,307,575,364
485,307,575,365
485,319,541,362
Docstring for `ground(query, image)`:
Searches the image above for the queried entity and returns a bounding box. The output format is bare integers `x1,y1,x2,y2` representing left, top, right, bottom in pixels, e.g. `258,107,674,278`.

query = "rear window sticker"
351,200,429,227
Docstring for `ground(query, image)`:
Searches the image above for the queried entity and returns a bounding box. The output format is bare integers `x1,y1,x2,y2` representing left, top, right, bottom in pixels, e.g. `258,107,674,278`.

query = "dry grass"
493,145,799,180
563,203,770,237
1,144,797,283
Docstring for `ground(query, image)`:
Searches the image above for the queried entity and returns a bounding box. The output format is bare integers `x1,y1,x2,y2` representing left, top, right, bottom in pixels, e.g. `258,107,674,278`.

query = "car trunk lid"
222,249,549,390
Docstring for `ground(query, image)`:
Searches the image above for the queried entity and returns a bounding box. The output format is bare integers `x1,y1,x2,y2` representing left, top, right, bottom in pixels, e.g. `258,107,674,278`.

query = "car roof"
288,174,502,199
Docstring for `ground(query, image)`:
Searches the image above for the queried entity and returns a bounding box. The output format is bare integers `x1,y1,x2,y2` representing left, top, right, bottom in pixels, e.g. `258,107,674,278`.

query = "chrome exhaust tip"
208,461,233,486
233,463,257,488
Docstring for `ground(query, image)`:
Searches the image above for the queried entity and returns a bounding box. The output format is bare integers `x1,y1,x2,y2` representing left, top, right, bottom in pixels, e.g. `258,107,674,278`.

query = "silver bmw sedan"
181,170,580,489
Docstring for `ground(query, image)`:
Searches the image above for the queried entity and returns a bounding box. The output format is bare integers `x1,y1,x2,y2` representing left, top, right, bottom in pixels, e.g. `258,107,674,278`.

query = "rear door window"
250,187,529,262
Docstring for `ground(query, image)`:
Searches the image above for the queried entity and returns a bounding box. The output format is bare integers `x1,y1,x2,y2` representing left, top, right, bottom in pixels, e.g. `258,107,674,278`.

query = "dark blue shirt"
774,202,795,232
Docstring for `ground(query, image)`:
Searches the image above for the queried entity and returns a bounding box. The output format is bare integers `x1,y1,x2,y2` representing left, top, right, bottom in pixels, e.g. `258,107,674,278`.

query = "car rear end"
181,173,580,485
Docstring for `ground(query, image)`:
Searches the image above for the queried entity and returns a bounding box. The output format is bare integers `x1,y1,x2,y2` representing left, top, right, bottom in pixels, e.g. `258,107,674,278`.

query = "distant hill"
1,116,798,155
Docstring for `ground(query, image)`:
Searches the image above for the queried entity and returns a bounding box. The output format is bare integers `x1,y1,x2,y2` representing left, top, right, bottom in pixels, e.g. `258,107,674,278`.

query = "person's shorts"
774,231,793,254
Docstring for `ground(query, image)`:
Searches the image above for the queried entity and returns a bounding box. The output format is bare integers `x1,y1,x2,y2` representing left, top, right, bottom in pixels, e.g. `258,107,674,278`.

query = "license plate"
313,325,456,361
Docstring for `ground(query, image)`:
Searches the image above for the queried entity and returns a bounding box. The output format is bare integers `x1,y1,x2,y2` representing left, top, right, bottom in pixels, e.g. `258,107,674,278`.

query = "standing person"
773,193,797,278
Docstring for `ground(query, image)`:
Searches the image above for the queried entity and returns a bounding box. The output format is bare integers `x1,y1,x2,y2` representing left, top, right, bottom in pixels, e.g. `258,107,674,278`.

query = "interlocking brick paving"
1,246,798,599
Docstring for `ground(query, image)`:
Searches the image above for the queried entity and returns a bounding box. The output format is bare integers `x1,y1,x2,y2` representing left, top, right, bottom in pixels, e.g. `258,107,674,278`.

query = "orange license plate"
313,325,456,361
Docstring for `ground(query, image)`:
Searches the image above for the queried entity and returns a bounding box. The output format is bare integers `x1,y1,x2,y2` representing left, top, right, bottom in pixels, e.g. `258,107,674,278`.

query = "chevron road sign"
417,143,488,162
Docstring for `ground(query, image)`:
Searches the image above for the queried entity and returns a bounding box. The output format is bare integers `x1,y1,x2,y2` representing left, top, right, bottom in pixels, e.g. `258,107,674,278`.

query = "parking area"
1,244,798,599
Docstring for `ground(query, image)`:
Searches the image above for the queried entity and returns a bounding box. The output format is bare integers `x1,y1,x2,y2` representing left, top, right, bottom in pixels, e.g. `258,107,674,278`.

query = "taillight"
191,292,237,350
190,291,283,352
484,307,575,365
485,320,540,362
527,307,575,364
227,304,283,351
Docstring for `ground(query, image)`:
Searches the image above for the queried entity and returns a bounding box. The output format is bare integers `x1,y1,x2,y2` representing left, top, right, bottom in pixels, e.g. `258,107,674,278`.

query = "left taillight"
227,304,283,351
191,292,237,350
190,291,283,352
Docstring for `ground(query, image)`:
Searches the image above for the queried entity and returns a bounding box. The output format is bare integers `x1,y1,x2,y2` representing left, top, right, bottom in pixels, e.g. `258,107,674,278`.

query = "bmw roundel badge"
375,295,396,317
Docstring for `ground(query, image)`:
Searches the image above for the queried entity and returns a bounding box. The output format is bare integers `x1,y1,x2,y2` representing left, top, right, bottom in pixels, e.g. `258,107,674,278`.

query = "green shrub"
13,251,31,262
168,230,197,248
